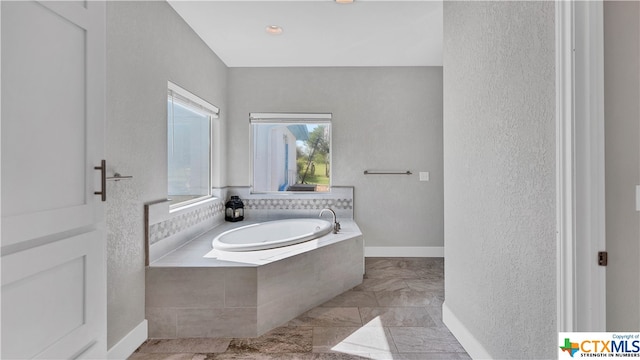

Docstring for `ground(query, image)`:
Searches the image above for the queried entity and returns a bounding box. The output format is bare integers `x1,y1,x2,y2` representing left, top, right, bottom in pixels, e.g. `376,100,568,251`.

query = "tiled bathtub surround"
145,186,361,339
146,221,364,339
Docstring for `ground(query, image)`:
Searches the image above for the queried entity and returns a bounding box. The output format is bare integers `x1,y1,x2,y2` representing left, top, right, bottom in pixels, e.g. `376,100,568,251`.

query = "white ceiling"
167,0,443,67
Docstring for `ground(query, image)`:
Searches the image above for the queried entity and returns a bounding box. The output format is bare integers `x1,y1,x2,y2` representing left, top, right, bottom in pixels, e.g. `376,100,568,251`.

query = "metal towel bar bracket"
363,170,412,175
107,173,133,181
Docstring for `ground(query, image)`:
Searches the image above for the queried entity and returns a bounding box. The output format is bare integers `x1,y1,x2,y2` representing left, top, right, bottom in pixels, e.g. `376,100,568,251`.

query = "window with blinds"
167,81,219,208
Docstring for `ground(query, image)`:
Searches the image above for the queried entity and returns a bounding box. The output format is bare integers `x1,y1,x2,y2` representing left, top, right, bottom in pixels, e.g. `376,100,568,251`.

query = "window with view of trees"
250,113,332,193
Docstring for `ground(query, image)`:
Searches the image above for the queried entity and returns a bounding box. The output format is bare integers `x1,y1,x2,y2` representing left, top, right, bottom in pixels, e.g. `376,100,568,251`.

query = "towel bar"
363,170,412,175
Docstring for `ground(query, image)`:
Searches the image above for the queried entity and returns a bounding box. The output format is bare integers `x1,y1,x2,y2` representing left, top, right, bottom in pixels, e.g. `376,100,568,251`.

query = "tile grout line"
385,325,401,354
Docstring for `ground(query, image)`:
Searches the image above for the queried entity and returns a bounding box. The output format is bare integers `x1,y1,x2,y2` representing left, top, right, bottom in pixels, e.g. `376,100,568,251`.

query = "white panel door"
1,1,106,358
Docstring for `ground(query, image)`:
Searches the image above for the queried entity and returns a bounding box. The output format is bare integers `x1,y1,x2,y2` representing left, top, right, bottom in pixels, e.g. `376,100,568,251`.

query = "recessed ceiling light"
335,0,354,3
265,25,283,35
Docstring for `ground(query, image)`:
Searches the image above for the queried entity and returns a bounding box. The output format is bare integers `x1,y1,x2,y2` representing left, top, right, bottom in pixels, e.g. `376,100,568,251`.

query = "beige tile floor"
130,257,470,360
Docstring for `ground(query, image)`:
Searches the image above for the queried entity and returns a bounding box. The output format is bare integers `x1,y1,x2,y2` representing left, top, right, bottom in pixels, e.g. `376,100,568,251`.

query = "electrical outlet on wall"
419,172,430,182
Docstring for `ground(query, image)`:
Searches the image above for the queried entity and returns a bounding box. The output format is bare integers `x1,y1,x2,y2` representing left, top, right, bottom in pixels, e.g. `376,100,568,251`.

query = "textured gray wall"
443,2,556,358
604,1,640,332
106,2,228,348
227,67,443,248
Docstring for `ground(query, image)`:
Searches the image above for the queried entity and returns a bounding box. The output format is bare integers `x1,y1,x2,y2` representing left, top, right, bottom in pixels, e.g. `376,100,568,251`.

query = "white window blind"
168,81,219,118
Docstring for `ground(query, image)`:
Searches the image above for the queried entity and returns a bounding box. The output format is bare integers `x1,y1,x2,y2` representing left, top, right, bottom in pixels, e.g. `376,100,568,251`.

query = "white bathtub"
211,218,334,251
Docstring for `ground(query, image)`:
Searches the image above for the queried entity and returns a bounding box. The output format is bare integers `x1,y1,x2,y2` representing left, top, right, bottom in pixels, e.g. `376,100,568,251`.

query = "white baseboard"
442,302,492,360
107,319,148,360
364,246,444,257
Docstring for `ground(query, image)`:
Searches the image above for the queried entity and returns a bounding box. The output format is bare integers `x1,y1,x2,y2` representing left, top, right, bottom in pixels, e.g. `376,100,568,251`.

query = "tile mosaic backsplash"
224,186,354,220
243,198,352,211
148,201,225,245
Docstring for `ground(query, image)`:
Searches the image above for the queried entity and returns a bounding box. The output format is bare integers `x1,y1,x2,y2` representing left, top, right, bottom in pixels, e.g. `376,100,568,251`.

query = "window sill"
169,195,217,213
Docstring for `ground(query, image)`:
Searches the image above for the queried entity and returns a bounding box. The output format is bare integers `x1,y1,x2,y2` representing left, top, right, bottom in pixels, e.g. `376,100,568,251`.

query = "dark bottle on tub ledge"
225,195,244,222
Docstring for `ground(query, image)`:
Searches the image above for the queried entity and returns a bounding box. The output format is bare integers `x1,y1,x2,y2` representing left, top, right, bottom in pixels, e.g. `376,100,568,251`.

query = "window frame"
167,81,219,210
249,112,333,194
